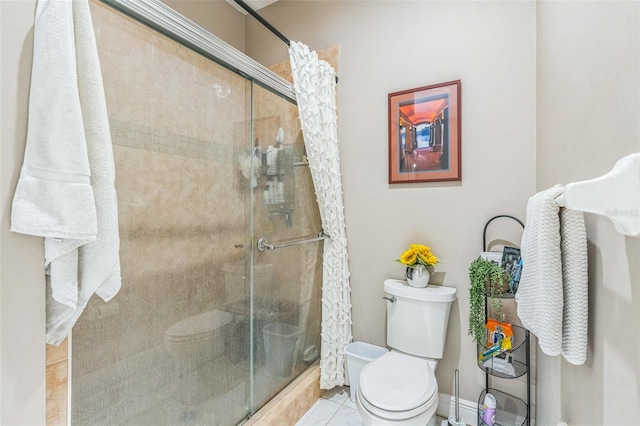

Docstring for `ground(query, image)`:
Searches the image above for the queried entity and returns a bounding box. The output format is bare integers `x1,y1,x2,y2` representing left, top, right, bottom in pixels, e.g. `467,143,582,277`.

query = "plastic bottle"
482,393,496,425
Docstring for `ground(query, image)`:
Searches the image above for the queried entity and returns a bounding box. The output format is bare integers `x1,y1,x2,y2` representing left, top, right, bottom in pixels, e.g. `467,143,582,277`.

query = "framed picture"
388,80,461,184
501,246,522,293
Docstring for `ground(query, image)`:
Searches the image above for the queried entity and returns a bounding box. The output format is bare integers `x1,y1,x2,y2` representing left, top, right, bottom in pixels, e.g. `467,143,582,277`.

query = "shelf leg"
526,329,531,426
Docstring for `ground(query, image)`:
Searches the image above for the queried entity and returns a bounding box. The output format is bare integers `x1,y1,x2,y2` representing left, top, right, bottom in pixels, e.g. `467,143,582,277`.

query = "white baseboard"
437,393,478,426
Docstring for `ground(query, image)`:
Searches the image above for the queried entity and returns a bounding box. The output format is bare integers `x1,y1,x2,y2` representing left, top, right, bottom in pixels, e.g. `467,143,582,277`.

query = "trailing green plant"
468,258,512,345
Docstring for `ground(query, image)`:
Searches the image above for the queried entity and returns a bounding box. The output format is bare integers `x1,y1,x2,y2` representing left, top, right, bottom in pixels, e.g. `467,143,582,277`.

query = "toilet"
356,279,457,425
164,310,233,404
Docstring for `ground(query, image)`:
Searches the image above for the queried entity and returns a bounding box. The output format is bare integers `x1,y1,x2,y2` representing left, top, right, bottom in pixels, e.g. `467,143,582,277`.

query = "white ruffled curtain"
289,41,352,389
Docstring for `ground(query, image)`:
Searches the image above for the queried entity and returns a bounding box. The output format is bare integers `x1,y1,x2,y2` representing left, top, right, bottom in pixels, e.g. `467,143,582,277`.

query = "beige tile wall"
45,339,68,426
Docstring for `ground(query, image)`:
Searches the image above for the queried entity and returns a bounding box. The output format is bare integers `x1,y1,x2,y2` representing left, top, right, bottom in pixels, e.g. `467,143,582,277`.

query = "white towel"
516,186,588,365
559,208,588,364
11,0,121,345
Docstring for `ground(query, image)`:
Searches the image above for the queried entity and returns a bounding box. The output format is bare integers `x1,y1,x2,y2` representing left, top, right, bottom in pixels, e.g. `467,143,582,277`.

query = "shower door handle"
256,231,329,252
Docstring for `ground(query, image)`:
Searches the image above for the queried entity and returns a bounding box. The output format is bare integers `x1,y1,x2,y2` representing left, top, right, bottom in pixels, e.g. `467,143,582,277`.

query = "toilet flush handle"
382,296,396,303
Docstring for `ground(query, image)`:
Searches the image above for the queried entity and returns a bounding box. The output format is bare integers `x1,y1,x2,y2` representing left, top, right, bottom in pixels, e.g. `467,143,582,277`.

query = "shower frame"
99,0,296,104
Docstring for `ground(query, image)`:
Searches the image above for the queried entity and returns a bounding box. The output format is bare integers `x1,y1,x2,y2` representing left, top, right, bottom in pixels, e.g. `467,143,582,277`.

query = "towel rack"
257,231,329,251
556,153,640,237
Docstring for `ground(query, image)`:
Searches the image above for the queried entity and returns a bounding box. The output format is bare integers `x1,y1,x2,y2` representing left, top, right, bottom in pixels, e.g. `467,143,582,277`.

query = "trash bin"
263,322,300,377
345,342,389,402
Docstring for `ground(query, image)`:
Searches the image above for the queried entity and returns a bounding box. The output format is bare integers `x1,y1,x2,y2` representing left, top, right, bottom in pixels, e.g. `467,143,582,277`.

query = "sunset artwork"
388,81,461,184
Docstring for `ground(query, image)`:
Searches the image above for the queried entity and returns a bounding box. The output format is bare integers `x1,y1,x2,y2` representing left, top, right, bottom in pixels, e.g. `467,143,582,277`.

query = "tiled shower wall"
45,1,339,423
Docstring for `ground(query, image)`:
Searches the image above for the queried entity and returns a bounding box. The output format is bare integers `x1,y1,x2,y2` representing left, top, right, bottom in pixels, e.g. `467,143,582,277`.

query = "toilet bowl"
356,351,438,425
164,310,233,404
356,279,456,426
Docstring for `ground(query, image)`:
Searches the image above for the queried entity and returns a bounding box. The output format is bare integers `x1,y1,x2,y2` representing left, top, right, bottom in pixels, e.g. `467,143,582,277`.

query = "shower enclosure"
71,1,323,424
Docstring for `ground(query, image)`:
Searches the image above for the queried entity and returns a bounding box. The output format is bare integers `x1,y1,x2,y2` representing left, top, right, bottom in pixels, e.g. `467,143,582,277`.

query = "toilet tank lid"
384,279,456,302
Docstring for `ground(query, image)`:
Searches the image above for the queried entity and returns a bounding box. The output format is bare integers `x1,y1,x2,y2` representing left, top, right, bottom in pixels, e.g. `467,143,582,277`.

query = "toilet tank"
384,279,456,358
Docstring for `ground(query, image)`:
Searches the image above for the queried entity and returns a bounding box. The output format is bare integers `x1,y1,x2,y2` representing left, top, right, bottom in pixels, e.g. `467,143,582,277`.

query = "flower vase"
406,264,429,288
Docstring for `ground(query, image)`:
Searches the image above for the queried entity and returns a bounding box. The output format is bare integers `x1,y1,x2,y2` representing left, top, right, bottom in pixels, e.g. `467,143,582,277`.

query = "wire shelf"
478,388,528,426
477,324,529,379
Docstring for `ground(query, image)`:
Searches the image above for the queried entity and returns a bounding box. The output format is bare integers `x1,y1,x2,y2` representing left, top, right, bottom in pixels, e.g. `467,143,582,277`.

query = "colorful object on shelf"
478,337,512,364
510,258,523,293
482,392,497,425
479,321,514,364
485,319,514,347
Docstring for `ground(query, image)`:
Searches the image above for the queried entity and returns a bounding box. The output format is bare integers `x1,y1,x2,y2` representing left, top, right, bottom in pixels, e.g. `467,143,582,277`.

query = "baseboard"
437,393,477,426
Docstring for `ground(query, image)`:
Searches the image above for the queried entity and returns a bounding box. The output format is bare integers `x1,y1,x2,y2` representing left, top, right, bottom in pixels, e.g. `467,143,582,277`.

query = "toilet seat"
359,351,438,421
165,310,232,343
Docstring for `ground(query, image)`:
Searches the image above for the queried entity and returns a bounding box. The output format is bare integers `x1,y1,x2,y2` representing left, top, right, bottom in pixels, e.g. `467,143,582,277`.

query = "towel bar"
556,152,640,237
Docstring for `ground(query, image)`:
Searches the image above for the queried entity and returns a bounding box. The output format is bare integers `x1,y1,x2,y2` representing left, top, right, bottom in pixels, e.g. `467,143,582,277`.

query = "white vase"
406,265,430,288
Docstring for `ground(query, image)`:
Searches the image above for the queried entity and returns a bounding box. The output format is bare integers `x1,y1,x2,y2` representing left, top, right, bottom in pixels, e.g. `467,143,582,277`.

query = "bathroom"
1,1,639,425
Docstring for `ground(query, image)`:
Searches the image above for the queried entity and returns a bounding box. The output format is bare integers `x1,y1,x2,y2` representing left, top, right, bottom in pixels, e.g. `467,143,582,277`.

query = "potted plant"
396,244,438,288
468,258,512,346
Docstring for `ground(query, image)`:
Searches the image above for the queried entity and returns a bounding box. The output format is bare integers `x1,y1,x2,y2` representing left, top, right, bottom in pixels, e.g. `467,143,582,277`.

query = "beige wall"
0,1,46,425
246,1,537,402
536,1,640,425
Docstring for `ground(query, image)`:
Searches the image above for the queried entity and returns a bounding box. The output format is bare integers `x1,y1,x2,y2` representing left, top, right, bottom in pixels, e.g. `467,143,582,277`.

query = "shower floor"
72,342,289,426
125,361,288,426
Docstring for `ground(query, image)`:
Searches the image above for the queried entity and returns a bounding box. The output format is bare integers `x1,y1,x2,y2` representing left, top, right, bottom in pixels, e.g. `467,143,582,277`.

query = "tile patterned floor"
295,387,448,426
296,387,359,426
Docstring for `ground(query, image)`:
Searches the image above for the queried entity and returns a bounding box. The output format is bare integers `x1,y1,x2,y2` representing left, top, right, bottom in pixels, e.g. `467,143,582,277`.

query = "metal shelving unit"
478,215,530,426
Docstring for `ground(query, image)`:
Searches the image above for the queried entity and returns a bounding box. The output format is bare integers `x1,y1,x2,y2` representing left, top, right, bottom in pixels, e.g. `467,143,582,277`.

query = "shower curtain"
289,41,352,389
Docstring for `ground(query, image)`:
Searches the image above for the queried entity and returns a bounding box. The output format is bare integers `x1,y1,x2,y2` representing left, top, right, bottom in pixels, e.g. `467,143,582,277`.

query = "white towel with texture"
516,186,588,365
11,0,121,345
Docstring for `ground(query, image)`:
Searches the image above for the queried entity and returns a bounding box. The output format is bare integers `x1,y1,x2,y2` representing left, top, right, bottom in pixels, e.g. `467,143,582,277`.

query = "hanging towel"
516,186,588,365
11,0,121,345
559,208,588,364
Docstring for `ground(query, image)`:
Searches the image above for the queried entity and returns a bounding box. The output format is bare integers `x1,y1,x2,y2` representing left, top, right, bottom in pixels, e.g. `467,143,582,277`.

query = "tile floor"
296,387,359,426
295,387,448,426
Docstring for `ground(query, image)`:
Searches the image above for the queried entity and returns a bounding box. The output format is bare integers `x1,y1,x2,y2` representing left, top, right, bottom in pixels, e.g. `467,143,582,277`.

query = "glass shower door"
72,2,324,425
71,3,254,424
248,84,324,413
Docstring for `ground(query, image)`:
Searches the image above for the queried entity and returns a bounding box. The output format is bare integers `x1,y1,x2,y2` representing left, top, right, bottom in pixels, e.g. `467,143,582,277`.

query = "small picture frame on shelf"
501,247,522,293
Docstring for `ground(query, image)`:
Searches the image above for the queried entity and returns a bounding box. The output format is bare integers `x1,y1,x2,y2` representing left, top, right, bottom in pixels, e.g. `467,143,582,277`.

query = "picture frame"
388,80,461,184
501,246,522,293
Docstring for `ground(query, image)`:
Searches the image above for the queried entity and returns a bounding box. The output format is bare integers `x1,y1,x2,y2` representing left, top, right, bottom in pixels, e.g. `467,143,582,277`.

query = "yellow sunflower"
397,244,438,268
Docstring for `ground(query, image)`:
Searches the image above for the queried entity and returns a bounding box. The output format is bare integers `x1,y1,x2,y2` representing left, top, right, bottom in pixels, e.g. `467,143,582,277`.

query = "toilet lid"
359,351,436,412
165,310,233,342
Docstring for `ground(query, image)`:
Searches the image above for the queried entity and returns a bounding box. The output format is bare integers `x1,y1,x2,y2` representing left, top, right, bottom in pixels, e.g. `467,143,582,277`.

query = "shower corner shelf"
263,147,295,217
477,215,530,426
